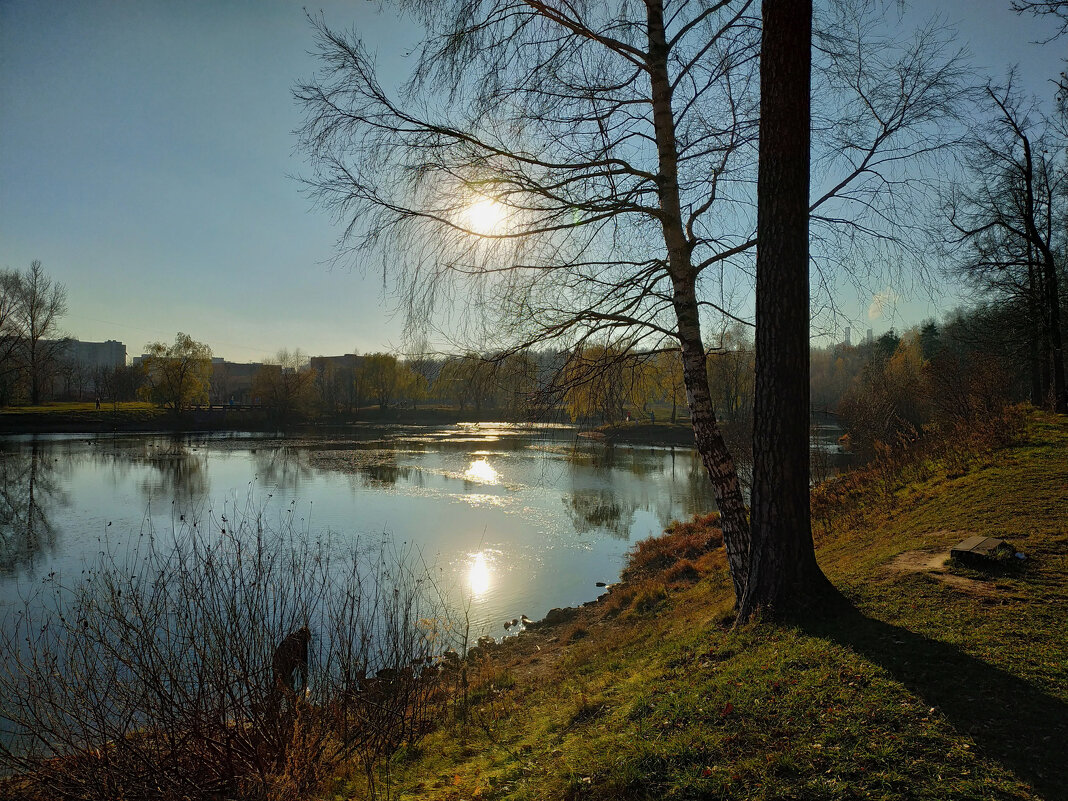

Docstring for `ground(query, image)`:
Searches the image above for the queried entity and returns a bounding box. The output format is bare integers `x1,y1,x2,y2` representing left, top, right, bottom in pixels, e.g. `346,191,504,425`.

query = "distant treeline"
814,301,1065,454
4,266,1059,445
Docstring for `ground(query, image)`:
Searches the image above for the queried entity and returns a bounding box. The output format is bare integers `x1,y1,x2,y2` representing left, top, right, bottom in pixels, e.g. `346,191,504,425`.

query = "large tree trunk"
647,0,751,602
1020,135,1066,413
1042,251,1066,412
739,0,836,620
1028,255,1043,407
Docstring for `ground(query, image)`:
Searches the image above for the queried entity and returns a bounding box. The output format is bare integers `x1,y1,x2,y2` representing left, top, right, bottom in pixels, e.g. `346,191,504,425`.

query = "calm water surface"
0,424,715,638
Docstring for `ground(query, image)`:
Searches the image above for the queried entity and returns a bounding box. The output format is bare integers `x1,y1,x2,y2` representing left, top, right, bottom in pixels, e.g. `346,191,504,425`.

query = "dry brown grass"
621,512,723,582
811,404,1027,540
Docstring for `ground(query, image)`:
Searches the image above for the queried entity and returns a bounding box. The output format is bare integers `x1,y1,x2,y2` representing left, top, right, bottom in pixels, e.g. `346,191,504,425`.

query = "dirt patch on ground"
888,549,951,573
887,549,998,596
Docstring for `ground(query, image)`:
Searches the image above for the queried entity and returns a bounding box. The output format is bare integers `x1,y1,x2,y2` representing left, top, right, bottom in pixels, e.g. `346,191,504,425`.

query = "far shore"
0,402,707,446
584,421,698,446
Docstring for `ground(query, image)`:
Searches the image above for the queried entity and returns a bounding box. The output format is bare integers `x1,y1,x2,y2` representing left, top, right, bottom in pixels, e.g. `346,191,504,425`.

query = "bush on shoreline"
0,506,461,800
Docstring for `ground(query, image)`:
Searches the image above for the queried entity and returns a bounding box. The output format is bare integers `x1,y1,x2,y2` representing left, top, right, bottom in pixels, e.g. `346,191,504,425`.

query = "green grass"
333,411,1068,801
0,401,168,431
1,401,160,415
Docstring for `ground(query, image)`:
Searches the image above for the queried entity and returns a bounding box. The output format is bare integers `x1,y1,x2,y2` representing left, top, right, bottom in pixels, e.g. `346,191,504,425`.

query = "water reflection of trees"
0,444,69,573
251,446,317,493
362,463,415,486
562,442,667,479
674,449,718,519
563,488,637,539
561,445,718,539
80,437,212,506
254,443,421,490
137,439,210,504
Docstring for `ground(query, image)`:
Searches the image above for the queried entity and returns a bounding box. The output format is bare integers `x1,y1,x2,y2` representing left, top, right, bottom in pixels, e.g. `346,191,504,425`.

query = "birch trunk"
647,0,751,602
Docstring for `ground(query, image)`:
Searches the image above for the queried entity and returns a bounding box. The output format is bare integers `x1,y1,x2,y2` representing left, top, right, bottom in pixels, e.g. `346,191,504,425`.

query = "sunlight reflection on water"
0,427,720,639
463,457,499,484
468,551,492,598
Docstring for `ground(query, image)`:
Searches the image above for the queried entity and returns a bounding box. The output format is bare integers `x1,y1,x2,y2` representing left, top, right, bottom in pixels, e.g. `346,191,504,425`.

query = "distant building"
51,339,127,398
866,328,873,345
63,339,126,372
309,354,363,373
210,361,264,405
309,353,364,413
843,327,851,347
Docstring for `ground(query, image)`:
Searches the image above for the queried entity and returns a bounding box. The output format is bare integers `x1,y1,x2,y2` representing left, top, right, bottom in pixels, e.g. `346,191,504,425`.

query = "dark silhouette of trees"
1011,0,1068,38
297,0,968,609
12,261,69,404
253,349,318,421
0,270,22,403
947,79,1066,413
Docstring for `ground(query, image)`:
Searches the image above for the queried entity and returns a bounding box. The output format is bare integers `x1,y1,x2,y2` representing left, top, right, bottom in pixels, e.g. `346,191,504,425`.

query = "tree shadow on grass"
806,608,1068,800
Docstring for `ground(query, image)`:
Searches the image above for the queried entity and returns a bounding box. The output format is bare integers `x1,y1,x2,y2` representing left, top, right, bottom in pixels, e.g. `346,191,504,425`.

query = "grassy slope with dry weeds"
335,411,1068,801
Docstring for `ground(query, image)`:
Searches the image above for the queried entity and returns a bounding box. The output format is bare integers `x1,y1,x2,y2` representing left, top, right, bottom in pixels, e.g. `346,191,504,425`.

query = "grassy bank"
342,411,1067,800
0,401,225,433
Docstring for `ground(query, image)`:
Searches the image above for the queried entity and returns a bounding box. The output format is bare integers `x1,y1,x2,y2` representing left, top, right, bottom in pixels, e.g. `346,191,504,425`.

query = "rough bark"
674,281,751,600
647,0,751,602
1043,258,1066,412
1020,136,1066,412
738,0,836,620
1028,254,1044,406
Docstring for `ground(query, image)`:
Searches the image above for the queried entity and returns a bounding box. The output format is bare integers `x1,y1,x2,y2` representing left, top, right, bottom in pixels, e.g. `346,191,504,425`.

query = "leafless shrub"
0,503,459,800
811,404,1027,533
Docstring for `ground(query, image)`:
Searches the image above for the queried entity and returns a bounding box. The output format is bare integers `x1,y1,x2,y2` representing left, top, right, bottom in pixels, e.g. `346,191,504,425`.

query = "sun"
465,198,509,235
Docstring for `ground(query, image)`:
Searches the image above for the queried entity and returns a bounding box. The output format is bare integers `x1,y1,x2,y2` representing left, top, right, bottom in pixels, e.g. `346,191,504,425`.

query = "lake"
0,424,717,640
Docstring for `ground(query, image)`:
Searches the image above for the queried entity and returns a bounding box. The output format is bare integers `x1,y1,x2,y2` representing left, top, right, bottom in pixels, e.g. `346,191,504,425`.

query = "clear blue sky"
1,1,1062,361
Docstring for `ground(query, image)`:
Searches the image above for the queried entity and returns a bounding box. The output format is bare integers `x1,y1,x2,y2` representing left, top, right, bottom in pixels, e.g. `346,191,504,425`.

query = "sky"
1,1,1063,362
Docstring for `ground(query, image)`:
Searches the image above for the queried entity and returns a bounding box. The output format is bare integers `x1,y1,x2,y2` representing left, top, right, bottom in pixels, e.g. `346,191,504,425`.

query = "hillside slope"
338,412,1068,801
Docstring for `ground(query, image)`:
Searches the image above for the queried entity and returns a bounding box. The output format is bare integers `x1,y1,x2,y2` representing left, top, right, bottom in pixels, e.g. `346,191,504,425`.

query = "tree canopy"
139,333,212,413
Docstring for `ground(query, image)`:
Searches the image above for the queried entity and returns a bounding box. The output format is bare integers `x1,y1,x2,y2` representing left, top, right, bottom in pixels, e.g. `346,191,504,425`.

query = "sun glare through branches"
464,198,509,235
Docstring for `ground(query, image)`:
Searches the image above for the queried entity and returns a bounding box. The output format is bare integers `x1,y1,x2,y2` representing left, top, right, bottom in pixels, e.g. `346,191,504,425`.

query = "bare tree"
946,79,1067,412
1011,0,1068,39
14,261,69,404
0,270,23,400
0,515,457,801
253,348,319,421
297,0,968,606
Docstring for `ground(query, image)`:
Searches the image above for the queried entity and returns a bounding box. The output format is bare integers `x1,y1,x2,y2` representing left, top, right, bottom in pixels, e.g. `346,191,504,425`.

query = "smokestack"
843,327,851,347
866,328,873,345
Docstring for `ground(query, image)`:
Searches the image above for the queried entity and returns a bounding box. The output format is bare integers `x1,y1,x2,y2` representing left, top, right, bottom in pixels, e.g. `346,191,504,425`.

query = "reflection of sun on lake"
464,458,499,484
468,551,491,597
